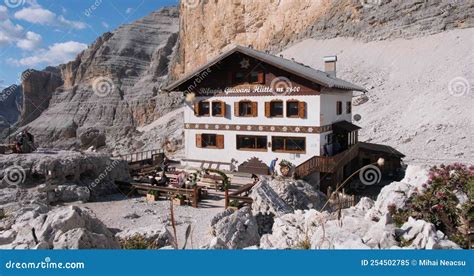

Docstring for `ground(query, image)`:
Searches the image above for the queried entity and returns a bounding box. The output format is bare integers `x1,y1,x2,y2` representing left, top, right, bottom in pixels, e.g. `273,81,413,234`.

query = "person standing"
269,157,278,177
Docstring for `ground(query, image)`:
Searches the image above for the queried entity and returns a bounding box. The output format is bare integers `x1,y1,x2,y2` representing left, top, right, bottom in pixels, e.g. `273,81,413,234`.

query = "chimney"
323,56,337,77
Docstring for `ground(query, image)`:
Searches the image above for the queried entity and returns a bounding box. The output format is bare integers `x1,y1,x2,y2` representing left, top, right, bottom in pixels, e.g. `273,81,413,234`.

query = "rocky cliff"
172,0,473,78
0,85,22,134
18,67,63,127
22,7,182,154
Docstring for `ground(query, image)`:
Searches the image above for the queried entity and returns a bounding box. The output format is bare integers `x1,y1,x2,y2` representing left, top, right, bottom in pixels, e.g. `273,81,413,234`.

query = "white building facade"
164,46,366,179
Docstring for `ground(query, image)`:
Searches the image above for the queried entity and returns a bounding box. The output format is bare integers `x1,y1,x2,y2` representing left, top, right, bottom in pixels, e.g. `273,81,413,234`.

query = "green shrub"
120,234,158,249
393,163,473,248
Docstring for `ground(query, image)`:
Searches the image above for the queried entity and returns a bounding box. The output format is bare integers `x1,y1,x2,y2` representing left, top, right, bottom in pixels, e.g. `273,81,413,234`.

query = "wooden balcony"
295,143,360,177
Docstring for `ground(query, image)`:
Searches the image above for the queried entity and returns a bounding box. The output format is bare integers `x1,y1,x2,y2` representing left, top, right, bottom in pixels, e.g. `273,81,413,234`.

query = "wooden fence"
114,149,163,164
115,181,201,208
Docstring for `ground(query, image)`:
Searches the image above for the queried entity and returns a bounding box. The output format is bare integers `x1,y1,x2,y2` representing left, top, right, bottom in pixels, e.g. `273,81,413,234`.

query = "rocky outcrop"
258,166,461,249
116,226,172,249
0,151,130,204
250,177,327,216
23,8,182,154
18,68,63,127
210,207,260,249
2,205,120,249
172,0,473,78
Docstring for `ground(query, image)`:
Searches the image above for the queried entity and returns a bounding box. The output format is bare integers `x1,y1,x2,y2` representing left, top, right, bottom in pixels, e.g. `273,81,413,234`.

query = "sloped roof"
333,120,362,132
359,142,406,158
163,45,367,92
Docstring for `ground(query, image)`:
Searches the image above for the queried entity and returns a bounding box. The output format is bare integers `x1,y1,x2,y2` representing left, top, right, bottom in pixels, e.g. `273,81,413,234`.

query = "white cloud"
14,7,86,29
0,5,8,21
16,31,41,50
0,19,24,47
8,41,87,67
125,8,133,14
101,21,109,28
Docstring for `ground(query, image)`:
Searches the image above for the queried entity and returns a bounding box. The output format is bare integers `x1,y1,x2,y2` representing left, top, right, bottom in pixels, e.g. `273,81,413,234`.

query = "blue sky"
0,0,178,89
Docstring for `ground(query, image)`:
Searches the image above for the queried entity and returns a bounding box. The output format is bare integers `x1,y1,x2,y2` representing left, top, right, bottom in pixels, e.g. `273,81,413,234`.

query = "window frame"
346,101,352,114
336,101,342,115
271,136,306,154
236,135,268,152
286,100,300,118
212,101,225,117
269,100,284,117
195,101,210,117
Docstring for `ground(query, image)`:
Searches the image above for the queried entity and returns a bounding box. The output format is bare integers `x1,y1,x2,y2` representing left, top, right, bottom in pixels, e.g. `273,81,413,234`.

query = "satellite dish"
353,114,362,122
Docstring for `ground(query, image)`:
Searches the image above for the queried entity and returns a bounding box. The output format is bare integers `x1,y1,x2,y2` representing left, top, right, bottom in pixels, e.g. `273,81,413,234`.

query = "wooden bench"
197,174,225,191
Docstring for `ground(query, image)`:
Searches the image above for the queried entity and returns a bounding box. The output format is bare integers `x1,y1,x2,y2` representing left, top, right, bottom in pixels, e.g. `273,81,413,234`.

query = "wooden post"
192,185,198,208
224,189,229,209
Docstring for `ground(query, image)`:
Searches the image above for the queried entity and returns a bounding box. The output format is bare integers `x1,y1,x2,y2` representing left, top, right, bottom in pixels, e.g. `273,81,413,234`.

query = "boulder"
78,127,106,149
210,207,260,249
4,206,120,249
250,177,327,216
116,226,171,249
52,185,90,203
400,217,461,249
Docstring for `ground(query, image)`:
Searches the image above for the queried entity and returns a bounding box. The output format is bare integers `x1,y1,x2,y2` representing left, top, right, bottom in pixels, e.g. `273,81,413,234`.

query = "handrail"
114,149,164,163
295,143,360,177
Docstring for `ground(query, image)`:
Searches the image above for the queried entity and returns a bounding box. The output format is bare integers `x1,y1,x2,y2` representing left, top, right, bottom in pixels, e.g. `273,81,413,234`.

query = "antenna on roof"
248,45,253,49
291,58,295,62
280,54,283,58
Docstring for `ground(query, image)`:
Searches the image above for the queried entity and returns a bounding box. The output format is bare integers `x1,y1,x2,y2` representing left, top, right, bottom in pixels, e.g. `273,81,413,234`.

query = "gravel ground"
79,193,224,249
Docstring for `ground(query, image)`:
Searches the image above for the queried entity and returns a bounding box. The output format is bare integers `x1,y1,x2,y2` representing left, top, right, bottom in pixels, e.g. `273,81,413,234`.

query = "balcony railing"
295,143,359,177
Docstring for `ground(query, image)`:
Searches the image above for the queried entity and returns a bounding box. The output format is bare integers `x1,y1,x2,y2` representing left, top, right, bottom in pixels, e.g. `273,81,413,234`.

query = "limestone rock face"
22,8,182,154
0,85,22,133
210,207,260,249
19,68,63,127
0,151,130,201
172,0,473,78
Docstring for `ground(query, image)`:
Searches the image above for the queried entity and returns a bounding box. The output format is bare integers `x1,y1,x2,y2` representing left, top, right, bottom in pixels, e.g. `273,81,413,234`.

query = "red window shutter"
251,102,258,117
258,72,265,84
298,101,306,118
234,102,240,117
221,101,226,116
194,102,200,116
216,135,224,149
195,134,202,148
265,102,271,117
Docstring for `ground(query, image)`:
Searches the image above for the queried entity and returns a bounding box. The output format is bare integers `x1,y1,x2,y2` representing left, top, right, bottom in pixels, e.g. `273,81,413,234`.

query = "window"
286,100,306,118
237,135,267,151
196,134,224,149
194,101,210,116
212,101,225,117
235,100,257,117
265,101,283,117
346,101,352,114
250,71,259,83
336,101,342,115
235,72,245,84
287,101,299,117
272,136,306,153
